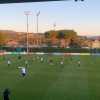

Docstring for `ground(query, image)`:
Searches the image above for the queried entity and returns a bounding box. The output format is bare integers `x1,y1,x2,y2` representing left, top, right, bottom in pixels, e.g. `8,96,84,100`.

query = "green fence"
1,46,100,53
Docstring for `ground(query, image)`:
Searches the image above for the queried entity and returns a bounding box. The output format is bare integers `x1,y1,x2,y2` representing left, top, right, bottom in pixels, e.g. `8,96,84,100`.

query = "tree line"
0,29,90,48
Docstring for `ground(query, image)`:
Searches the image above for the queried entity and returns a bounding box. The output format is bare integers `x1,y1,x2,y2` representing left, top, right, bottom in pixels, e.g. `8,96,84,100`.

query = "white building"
92,40,100,48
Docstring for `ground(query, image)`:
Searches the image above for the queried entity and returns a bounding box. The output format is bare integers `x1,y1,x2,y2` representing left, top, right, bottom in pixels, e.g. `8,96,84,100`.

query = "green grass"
0,54,100,100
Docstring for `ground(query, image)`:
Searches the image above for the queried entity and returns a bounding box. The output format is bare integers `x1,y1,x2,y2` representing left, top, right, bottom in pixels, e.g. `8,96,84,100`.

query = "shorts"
22,73,26,76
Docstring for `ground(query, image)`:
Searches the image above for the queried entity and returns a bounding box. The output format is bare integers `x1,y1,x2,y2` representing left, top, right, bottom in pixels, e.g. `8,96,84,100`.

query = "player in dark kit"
3,88,10,100
49,59,53,65
25,60,28,67
18,55,21,60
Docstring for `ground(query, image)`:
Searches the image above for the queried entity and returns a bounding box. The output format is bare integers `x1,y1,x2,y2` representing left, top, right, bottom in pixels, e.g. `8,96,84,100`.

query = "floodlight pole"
36,11,40,33
53,23,56,31
24,11,30,54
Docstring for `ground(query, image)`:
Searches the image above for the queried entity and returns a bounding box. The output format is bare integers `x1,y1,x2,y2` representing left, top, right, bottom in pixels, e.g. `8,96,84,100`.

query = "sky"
0,0,100,36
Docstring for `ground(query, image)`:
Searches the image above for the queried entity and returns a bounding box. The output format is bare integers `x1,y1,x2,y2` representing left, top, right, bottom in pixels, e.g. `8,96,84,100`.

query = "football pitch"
0,54,100,100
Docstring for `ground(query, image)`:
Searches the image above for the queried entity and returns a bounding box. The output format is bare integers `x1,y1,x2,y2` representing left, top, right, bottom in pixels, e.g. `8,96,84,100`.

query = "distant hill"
0,30,18,39
0,30,44,43
79,35,100,40
86,36,100,40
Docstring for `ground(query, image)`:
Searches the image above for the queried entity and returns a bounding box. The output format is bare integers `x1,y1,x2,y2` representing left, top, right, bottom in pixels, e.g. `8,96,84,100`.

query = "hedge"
1,46,100,53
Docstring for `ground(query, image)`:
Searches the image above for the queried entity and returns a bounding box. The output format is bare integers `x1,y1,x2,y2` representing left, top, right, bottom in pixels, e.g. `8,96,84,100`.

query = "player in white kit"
18,67,26,77
7,60,11,66
40,57,43,62
78,60,81,67
60,61,64,65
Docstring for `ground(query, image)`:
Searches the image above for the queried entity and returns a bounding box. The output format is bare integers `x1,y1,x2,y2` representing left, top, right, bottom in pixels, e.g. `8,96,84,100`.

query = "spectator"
3,88,10,100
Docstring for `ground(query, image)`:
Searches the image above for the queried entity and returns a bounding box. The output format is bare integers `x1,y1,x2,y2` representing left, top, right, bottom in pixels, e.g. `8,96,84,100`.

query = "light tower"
24,11,31,54
53,22,56,31
36,11,40,33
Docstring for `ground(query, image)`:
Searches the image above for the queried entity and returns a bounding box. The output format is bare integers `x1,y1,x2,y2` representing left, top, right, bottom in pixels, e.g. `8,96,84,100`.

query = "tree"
44,30,57,39
56,31,65,47
44,30,58,46
69,39,81,48
44,29,78,48
44,32,50,38
57,30,78,48
57,31,65,39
